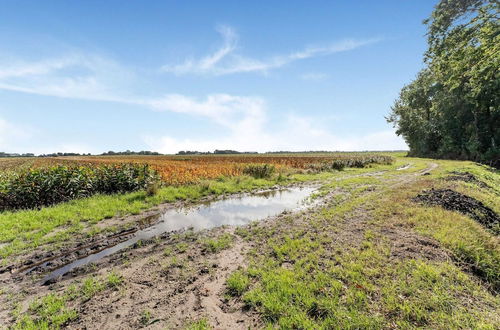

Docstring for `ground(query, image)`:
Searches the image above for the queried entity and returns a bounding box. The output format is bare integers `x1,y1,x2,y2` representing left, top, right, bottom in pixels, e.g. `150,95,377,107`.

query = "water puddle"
42,186,316,282
397,164,412,171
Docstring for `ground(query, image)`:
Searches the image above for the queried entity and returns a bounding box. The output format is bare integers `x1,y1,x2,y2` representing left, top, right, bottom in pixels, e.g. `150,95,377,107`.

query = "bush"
0,164,160,211
243,164,276,179
306,155,394,172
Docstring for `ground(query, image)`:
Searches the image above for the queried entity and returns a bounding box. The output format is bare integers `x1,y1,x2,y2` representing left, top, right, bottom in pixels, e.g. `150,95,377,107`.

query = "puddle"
397,164,412,171
42,186,316,283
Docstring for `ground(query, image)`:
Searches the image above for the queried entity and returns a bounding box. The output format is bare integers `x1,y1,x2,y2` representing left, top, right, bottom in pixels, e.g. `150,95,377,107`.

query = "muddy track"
2,182,316,278
3,169,393,282
1,163,442,328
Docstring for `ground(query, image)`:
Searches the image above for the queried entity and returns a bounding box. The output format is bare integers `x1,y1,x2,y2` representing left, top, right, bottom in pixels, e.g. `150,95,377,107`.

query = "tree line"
387,0,499,167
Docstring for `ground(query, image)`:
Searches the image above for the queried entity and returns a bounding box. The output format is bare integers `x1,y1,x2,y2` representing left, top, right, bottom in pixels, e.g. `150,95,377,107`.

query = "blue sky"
0,1,436,154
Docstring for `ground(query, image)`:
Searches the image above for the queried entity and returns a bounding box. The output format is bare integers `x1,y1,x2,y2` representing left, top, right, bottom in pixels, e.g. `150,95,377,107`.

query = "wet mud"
414,188,499,233
446,171,489,188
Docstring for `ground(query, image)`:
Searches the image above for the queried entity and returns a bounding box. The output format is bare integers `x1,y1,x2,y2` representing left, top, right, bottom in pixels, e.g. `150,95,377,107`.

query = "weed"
187,318,211,330
226,270,250,296
243,164,276,179
81,276,105,300
140,309,152,325
106,271,123,288
202,233,234,253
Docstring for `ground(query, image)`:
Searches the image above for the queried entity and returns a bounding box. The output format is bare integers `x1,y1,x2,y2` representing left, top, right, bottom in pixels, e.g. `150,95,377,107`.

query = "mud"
383,225,450,262
2,184,315,277
2,163,457,328
446,171,489,188
414,188,499,233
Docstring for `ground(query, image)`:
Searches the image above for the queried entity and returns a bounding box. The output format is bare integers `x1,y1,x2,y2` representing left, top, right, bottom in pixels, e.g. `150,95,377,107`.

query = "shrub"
243,164,276,179
306,155,393,172
331,160,346,171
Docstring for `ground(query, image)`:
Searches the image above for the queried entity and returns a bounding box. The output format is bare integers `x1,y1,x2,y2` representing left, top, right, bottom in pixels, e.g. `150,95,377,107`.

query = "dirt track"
4,162,498,329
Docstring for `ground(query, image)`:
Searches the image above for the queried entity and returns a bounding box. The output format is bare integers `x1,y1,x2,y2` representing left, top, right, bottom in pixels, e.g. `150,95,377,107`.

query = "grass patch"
12,271,124,329
375,161,500,291
202,233,234,253
228,158,499,328
186,318,211,330
226,269,250,296
106,271,123,289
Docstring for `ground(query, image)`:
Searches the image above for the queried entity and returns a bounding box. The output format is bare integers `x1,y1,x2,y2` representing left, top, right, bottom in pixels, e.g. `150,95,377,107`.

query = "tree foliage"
388,0,500,167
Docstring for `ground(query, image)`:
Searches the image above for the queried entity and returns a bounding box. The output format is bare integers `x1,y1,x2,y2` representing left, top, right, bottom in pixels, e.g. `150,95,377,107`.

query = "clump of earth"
446,171,488,188
414,188,499,234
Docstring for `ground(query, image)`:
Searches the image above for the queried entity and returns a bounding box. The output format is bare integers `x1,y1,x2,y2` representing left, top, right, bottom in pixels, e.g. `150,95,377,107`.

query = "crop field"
0,153,394,212
0,153,394,184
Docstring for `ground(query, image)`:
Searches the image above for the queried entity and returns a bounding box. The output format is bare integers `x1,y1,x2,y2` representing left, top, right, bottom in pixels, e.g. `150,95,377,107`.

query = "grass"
226,269,250,296
139,309,152,326
5,155,500,328
224,158,500,328
186,318,211,330
375,160,500,291
0,159,404,264
106,271,123,288
202,233,234,253
12,271,124,329
0,173,331,264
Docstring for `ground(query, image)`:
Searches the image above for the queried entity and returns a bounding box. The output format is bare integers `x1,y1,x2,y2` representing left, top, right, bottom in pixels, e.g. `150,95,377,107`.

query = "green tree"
388,0,499,166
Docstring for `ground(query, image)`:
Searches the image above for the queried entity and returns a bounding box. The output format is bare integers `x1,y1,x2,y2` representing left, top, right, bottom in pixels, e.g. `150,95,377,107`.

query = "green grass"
0,160,401,264
375,160,500,291
139,309,152,326
106,271,123,288
186,318,211,330
12,272,124,329
0,174,308,263
202,233,234,253
225,158,500,328
5,156,500,329
226,269,250,296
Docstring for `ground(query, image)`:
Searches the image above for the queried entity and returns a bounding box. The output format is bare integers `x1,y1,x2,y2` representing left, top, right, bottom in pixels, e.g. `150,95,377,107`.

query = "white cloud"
161,26,380,76
0,40,405,154
0,53,133,102
145,93,266,131
300,72,328,81
144,109,407,154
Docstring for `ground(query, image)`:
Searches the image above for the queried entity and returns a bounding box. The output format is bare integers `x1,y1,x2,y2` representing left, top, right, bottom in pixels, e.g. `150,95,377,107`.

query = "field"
0,153,395,185
0,153,499,329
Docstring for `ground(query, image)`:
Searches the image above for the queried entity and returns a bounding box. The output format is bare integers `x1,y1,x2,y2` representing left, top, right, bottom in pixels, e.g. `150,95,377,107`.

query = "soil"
5,162,486,329
414,188,499,233
446,171,489,188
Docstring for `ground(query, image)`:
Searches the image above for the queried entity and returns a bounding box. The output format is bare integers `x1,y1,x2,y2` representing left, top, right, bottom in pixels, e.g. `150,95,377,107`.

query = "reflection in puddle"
43,186,316,282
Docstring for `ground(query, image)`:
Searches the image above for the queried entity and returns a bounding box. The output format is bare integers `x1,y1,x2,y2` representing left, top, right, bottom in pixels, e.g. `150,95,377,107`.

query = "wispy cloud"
161,26,380,76
300,72,328,81
0,53,133,102
0,42,404,154
144,113,407,154
145,93,266,132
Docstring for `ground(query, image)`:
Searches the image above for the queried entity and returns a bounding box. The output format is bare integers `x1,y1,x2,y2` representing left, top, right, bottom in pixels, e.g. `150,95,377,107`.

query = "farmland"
0,153,499,329
1,153,394,185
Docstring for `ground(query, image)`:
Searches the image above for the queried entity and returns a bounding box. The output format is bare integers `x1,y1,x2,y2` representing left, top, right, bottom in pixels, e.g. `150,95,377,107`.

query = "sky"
0,0,437,155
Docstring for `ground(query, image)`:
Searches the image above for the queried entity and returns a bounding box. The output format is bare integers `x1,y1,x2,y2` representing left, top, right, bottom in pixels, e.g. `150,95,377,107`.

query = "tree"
388,0,499,167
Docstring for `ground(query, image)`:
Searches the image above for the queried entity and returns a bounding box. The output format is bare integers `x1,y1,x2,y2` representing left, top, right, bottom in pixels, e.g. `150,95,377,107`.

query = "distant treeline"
176,150,258,155
263,151,406,154
0,152,36,158
100,150,162,156
0,151,162,157
388,0,499,167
